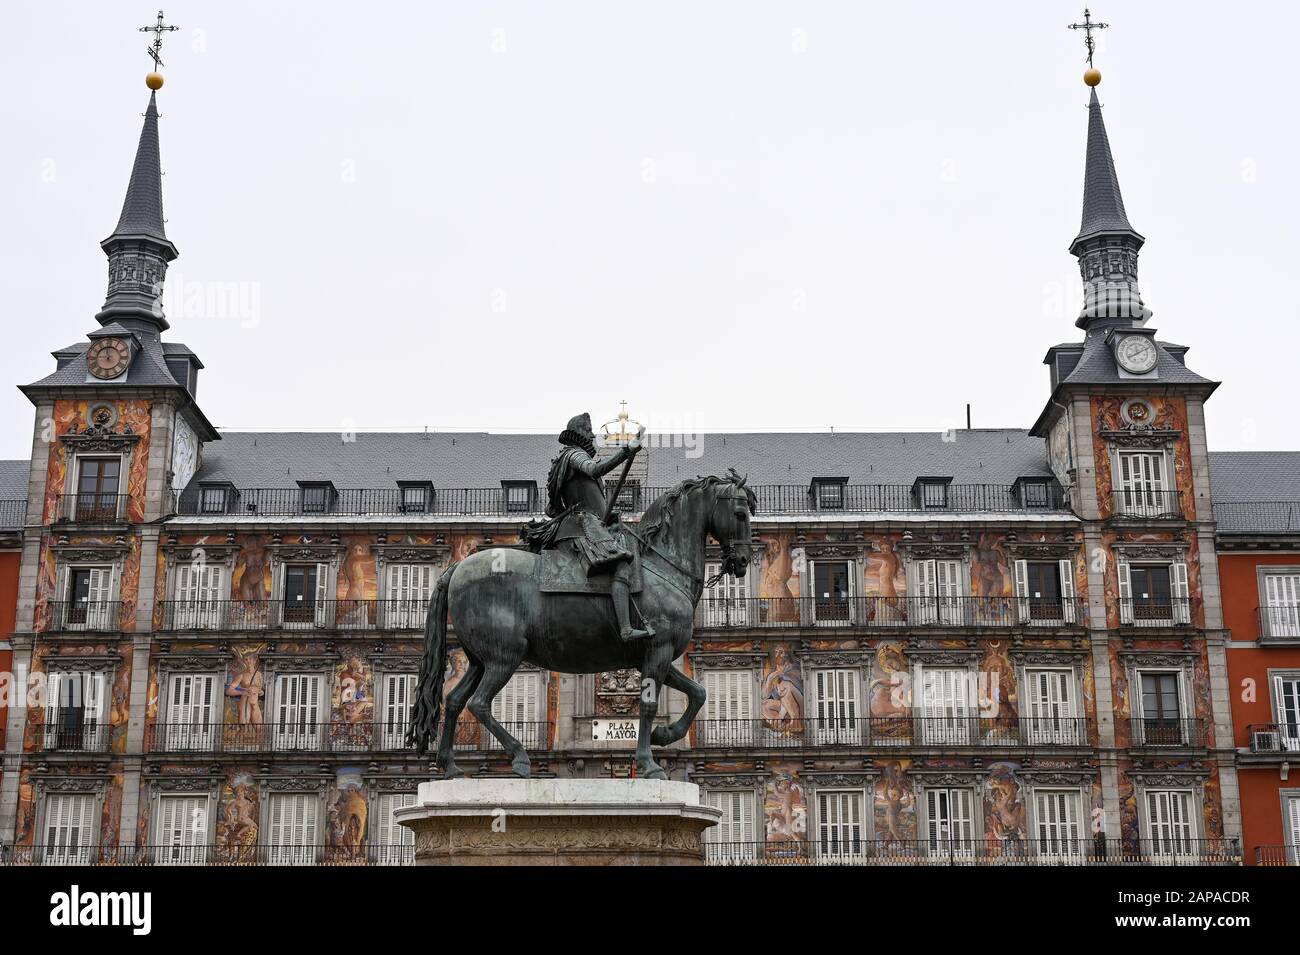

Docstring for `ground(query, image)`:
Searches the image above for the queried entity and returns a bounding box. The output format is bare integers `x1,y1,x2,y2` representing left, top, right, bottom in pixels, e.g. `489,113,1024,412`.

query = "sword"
603,425,645,524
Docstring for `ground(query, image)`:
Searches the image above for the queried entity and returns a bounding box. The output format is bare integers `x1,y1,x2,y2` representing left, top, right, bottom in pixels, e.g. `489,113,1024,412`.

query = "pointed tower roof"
104,91,176,251
1071,88,1143,251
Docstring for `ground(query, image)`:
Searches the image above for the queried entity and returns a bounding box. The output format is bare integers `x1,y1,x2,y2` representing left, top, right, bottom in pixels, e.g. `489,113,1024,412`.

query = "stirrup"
619,625,653,642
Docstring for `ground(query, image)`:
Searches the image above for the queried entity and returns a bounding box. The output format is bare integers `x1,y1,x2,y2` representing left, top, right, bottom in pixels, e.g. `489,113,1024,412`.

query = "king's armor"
541,412,652,642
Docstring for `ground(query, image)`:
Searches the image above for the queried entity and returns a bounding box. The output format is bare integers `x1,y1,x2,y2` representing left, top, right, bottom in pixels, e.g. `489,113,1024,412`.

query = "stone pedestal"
395,778,721,866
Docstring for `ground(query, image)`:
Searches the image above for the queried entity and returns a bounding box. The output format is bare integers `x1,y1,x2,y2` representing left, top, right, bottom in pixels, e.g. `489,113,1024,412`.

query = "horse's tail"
407,564,456,756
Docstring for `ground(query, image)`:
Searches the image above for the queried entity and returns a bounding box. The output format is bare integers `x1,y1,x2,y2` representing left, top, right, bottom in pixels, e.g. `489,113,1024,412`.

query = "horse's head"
709,469,757,578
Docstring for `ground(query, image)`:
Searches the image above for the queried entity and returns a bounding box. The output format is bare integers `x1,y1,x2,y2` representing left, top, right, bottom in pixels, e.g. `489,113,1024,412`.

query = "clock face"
86,338,131,380
1116,335,1158,374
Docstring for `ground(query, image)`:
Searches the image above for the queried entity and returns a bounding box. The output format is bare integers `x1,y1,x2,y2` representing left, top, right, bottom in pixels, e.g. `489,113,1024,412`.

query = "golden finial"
1084,68,1102,87
140,11,179,89
146,72,164,90
1068,8,1109,86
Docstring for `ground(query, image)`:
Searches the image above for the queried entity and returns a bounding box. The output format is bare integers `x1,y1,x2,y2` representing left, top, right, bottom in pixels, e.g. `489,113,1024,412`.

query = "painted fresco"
1092,395,1196,521
971,532,1014,599
981,641,1018,719
331,652,373,727
337,535,378,602
232,535,272,601
215,771,259,852
984,761,1026,851
874,759,916,841
869,642,910,739
225,645,266,725
41,399,153,524
326,769,367,853
759,643,803,733
763,765,807,846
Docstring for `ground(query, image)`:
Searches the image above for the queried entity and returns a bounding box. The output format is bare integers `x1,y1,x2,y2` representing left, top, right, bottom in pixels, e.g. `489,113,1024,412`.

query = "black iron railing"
39,722,112,753
57,493,129,523
176,482,1071,518
1254,845,1297,866
1246,722,1300,754
157,598,433,632
1118,598,1192,627
1213,501,1300,535
703,838,1240,866
694,595,1087,630
1111,489,1183,520
0,843,415,867
692,717,1091,749
1126,717,1207,748
144,720,551,754
44,601,122,632
1256,605,1300,640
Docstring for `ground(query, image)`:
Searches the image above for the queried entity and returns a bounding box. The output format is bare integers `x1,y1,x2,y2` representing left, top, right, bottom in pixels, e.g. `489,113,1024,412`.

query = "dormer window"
198,483,236,515
811,478,848,511
398,481,433,514
298,482,335,515
1015,477,1053,509
502,481,537,514
913,477,952,510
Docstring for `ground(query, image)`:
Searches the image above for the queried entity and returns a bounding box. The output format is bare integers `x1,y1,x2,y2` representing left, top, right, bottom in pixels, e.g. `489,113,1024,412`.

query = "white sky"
1,1,1297,461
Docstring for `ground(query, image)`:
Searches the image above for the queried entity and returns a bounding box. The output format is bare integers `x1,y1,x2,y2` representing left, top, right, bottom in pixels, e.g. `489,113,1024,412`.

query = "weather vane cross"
140,10,180,70
1068,8,1109,68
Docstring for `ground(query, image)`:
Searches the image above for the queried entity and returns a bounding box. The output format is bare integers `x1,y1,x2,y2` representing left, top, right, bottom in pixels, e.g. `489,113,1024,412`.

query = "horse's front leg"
651,664,705,747
636,635,672,779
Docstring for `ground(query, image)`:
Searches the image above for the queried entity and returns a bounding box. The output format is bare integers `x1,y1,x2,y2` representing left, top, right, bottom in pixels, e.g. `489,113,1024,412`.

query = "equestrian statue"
407,412,755,780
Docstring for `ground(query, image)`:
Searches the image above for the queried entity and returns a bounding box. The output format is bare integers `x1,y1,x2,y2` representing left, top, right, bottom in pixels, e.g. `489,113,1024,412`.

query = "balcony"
703,838,1240,867
1111,489,1183,520
1125,717,1207,749
692,716,1091,749
157,598,433,632
1255,845,1297,867
144,720,552,754
1244,722,1300,755
57,493,129,524
1256,605,1300,642
38,722,111,753
44,600,122,633
694,595,1087,631
1118,597,1191,628
0,844,415,867
175,482,1073,519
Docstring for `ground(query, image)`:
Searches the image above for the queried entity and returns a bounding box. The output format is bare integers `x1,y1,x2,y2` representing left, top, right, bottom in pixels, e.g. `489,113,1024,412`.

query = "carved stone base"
395,778,721,866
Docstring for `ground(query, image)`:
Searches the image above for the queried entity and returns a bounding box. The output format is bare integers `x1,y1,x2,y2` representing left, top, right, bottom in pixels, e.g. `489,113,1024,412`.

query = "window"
918,667,972,745
173,562,225,629
44,671,106,751
811,560,852,624
1144,790,1196,860
282,563,328,627
1273,675,1300,752
488,671,545,750
812,479,846,511
700,670,755,746
701,560,749,627
199,485,231,514
265,793,320,866
1033,790,1084,861
398,483,430,513
1014,559,1077,624
299,483,332,514
917,480,949,509
1116,451,1170,517
385,563,437,629
66,566,114,630
1137,672,1185,746
1024,669,1080,745
704,790,757,862
811,668,861,745
273,674,323,750
74,457,121,520
1019,480,1052,509
503,482,536,514
381,673,416,749
1118,560,1189,626
924,788,976,859
912,559,964,625
42,793,97,864
373,793,416,863
1286,795,1300,866
155,794,207,865
1262,573,1300,638
816,791,865,860
164,673,217,751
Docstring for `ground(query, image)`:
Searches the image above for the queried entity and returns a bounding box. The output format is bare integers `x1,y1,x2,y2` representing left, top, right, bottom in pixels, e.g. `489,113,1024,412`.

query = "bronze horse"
407,471,755,779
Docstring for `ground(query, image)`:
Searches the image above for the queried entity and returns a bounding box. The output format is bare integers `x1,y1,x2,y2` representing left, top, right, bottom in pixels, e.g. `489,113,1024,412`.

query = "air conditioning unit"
1252,730,1281,752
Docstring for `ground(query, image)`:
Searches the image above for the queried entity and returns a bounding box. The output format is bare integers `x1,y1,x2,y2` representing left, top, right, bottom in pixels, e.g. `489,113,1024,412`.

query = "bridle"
706,480,753,588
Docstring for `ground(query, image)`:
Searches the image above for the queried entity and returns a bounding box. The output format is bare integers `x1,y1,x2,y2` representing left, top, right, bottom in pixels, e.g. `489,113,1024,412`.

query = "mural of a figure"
234,535,271,601
226,647,265,725
971,532,1013,599
984,762,1026,852
216,775,258,854
864,538,906,623
869,642,910,740
981,641,1018,721
764,769,807,846
875,760,916,842
327,772,367,858
760,644,804,730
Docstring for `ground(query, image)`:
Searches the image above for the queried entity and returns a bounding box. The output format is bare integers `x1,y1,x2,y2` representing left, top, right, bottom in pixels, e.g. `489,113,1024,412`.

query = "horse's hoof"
639,762,668,780
511,757,532,778
439,764,464,781
650,726,673,746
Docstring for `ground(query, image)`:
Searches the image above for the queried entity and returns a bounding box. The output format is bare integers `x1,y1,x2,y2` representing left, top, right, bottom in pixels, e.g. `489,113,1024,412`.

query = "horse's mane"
639,473,757,546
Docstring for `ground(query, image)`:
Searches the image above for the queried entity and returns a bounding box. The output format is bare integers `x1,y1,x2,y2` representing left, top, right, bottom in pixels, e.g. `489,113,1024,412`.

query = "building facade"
0,69,1265,867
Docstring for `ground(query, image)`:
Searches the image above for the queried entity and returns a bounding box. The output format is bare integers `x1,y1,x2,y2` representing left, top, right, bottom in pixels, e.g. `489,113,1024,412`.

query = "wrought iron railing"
1246,722,1300,754
694,595,1087,630
1118,598,1192,627
1125,717,1207,748
1111,489,1183,520
144,720,552,754
0,843,415,867
176,482,1071,518
703,838,1240,866
1254,845,1297,866
44,600,122,632
1256,605,1300,640
692,717,1092,749
57,493,129,523
157,598,433,632
39,721,112,753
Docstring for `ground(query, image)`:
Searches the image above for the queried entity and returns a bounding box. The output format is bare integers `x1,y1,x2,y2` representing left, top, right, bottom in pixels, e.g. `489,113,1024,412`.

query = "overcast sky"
1,1,1296,461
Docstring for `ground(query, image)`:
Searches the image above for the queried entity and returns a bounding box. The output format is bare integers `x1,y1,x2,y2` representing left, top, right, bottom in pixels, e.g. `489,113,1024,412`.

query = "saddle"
535,539,644,595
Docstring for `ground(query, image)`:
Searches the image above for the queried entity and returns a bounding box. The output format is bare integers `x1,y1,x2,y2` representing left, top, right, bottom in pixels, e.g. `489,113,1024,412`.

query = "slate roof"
1060,333,1217,389
1073,88,1141,247
1209,451,1300,535
0,460,28,501
21,333,186,392
109,92,169,244
188,428,1055,491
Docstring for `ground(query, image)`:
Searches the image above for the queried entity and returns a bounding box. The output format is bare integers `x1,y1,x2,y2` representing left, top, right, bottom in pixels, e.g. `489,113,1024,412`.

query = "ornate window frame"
32,773,110,853
804,770,876,853
146,774,220,848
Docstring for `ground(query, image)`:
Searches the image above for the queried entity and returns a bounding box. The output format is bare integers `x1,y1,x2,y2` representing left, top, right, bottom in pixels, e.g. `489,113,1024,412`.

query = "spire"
95,90,178,336
1074,87,1138,244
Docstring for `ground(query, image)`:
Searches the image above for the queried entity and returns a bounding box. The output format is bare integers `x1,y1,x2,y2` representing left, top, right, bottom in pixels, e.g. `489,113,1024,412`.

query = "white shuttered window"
266,793,319,866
